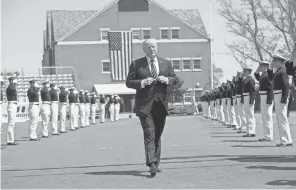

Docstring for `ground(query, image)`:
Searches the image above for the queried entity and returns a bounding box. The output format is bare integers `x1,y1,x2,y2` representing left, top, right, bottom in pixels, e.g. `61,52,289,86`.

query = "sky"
1,0,242,81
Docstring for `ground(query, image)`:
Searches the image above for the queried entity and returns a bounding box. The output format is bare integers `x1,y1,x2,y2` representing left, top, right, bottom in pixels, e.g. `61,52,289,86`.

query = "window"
171,59,181,71
142,28,151,39
102,60,111,73
194,90,201,102
182,59,191,70
160,28,169,39
193,58,201,70
100,28,110,41
184,91,192,103
171,27,180,39
132,28,141,40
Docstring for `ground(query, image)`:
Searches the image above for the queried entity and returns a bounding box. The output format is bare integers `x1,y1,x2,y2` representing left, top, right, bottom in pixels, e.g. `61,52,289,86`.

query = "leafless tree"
218,0,280,67
257,0,296,57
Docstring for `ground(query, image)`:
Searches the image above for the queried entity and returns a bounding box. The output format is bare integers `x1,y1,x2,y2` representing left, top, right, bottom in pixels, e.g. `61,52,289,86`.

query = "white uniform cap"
272,54,287,62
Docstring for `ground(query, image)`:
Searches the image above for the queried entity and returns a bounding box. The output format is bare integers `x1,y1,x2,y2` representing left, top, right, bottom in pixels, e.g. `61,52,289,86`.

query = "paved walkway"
1,113,296,189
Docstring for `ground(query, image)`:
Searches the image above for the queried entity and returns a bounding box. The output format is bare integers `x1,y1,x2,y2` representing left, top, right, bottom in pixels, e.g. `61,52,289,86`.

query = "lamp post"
209,0,214,89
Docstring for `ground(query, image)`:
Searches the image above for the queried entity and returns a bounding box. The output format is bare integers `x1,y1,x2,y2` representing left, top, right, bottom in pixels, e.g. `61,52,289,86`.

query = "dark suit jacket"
126,56,178,117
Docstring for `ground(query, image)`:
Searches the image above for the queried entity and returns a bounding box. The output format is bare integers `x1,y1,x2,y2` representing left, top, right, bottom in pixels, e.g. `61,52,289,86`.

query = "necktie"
150,59,159,102
150,59,158,79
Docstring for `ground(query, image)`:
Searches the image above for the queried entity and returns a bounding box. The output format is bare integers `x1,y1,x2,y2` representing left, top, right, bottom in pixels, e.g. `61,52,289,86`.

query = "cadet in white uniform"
268,53,292,147
84,91,91,126
90,92,97,124
6,75,19,145
114,95,120,121
59,86,68,133
40,80,51,138
27,79,41,141
79,90,86,128
254,61,274,142
50,83,60,135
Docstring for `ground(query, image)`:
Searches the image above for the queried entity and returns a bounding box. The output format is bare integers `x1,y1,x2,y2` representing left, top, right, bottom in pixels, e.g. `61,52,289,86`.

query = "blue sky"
1,0,242,81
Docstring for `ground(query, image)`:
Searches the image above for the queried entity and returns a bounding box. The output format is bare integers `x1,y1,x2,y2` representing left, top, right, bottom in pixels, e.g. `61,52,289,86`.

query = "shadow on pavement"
266,180,296,187
211,136,240,138
222,140,258,143
227,155,296,163
231,145,275,148
210,132,237,134
246,165,296,170
84,170,152,178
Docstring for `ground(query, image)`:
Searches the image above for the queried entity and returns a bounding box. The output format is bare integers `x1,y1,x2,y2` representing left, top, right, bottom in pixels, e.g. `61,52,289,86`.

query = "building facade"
42,0,211,112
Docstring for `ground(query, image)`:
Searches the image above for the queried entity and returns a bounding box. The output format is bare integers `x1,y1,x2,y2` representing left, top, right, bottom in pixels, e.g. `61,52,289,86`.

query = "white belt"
51,101,59,103
60,102,67,105
226,98,230,100
29,102,39,105
232,96,236,99
243,93,250,96
42,101,51,104
273,90,282,94
259,91,268,95
236,95,240,98
8,101,17,104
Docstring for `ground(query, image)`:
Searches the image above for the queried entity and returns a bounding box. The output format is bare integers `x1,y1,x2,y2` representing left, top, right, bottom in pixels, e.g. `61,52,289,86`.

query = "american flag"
108,31,132,81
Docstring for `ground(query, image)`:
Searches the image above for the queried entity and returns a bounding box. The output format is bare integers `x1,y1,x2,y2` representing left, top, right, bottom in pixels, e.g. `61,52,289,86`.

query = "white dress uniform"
242,71,256,137
0,78,4,134
75,92,80,128
27,81,41,140
68,89,76,130
6,76,19,145
84,92,91,126
236,77,247,133
40,81,51,137
114,96,120,121
254,62,274,141
268,54,292,146
90,93,97,124
59,87,68,133
100,96,106,123
109,96,115,122
79,91,86,127
50,84,60,135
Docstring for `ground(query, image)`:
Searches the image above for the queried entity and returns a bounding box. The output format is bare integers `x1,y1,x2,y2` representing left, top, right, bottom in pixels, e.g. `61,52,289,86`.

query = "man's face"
271,59,282,68
142,39,158,59
243,70,250,76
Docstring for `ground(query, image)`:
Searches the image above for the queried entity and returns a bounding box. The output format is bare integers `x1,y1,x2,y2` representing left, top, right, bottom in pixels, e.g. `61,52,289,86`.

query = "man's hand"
157,76,168,84
142,77,155,86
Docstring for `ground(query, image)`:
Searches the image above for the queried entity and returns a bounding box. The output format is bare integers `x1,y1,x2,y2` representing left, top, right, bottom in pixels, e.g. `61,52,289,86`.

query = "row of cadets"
0,76,4,134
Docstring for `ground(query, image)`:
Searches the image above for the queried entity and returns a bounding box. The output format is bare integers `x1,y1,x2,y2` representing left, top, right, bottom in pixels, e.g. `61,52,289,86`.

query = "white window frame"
131,28,142,40
192,57,202,71
170,27,180,39
101,60,111,74
183,89,192,103
182,58,191,71
100,28,110,41
159,27,169,39
171,58,181,72
142,28,151,39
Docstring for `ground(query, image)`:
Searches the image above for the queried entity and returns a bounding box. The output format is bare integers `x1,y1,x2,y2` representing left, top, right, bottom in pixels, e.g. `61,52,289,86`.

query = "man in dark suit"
126,39,178,177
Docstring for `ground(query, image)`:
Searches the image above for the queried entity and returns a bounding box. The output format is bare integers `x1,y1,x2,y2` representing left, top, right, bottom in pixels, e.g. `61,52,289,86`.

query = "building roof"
47,7,208,41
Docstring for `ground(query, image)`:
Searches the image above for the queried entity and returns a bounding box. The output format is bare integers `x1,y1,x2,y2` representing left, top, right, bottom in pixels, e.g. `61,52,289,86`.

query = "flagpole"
209,0,213,89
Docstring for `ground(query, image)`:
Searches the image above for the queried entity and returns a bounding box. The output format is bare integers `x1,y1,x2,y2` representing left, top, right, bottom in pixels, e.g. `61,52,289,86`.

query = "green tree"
167,76,187,103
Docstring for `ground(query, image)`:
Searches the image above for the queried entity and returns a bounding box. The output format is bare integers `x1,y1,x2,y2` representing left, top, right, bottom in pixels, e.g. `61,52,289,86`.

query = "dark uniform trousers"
139,100,166,167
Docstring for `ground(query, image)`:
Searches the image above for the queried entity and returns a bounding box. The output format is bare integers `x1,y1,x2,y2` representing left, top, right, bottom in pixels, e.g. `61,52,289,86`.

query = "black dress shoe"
42,135,51,138
52,133,60,135
60,131,67,133
70,129,77,131
7,142,19,146
258,138,271,142
149,163,157,176
276,143,293,147
29,138,40,141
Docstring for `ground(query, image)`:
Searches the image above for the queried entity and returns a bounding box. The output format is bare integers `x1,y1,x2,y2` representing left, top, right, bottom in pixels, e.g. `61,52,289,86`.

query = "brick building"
42,0,211,112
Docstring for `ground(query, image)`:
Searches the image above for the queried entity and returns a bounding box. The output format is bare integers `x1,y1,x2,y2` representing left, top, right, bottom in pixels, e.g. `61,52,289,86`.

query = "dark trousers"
139,101,166,167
